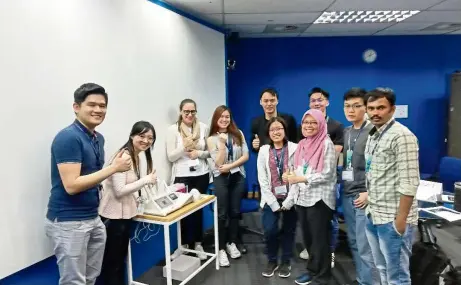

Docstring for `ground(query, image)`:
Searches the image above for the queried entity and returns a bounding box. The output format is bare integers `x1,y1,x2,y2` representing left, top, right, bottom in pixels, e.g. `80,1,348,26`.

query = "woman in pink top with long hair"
281,109,337,285
99,121,158,285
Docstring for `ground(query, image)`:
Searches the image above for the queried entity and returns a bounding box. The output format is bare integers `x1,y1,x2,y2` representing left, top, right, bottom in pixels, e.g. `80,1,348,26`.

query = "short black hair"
260,88,278,99
74,83,108,105
344,87,367,102
365,88,396,106
309,87,329,99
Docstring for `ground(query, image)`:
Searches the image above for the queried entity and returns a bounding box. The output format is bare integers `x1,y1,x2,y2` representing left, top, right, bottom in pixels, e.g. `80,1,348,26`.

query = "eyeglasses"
302,121,318,126
269,127,284,133
139,135,155,142
182,110,197,115
344,104,364,110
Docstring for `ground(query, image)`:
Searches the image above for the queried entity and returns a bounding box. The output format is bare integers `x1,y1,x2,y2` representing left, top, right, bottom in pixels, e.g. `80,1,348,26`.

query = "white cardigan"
257,142,298,212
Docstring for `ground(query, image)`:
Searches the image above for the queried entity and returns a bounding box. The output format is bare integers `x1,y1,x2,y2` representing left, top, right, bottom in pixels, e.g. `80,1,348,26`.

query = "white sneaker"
219,250,230,267
195,244,207,260
171,244,188,260
299,248,309,260
331,252,335,268
226,243,241,259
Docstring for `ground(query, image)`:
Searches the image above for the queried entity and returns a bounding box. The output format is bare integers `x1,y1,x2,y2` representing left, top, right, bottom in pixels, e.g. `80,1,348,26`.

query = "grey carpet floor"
135,212,461,285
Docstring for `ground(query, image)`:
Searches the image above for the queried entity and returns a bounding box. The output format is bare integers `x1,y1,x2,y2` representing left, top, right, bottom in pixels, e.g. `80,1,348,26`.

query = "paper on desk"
416,180,443,202
420,206,461,222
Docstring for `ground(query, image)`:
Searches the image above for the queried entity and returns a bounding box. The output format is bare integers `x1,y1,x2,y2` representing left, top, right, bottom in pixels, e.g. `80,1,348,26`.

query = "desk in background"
127,194,219,285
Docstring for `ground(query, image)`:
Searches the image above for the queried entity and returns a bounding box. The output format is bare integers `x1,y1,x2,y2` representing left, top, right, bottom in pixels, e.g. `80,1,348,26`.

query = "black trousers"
213,172,245,249
174,173,210,247
297,200,333,284
100,217,131,285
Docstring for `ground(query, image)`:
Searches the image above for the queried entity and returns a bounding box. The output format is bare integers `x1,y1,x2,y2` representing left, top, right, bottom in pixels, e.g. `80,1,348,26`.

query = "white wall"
0,0,225,278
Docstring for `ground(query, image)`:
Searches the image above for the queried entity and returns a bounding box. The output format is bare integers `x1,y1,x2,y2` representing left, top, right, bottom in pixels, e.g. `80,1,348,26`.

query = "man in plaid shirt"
364,88,420,285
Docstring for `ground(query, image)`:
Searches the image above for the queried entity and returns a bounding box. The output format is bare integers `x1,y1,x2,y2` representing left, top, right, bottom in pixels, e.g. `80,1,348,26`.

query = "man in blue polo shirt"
45,83,132,285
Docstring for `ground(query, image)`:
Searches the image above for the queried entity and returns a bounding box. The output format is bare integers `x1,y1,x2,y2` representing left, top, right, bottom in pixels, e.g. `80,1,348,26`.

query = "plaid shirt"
365,119,420,225
283,138,337,210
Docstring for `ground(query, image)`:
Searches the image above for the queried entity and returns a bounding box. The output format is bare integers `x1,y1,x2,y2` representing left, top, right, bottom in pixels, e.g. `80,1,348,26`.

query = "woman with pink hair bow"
281,109,337,285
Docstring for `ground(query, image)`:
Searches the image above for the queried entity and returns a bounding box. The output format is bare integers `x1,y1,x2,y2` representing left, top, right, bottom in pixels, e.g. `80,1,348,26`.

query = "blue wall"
227,35,461,188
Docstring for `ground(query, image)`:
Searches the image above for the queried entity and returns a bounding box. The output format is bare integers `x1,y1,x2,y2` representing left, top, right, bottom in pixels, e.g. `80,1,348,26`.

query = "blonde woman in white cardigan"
257,117,298,279
166,98,210,260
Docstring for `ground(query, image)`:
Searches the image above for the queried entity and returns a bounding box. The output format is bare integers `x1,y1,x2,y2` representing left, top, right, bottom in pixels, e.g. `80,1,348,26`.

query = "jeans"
330,184,341,253
298,200,333,284
213,172,245,249
174,173,210,246
45,217,106,285
365,214,415,285
343,195,379,285
99,218,131,285
262,204,297,264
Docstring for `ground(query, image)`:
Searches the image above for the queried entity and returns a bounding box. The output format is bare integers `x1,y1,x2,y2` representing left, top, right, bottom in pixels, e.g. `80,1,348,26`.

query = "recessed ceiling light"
314,10,420,24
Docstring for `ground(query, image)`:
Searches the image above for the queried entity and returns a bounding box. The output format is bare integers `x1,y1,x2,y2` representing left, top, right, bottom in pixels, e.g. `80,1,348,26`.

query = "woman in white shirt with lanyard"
207,105,249,267
99,121,157,285
257,117,298,279
166,99,210,260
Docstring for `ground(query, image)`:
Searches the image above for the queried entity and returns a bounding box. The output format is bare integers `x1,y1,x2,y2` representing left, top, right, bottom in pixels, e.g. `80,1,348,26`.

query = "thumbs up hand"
112,149,132,172
252,134,260,150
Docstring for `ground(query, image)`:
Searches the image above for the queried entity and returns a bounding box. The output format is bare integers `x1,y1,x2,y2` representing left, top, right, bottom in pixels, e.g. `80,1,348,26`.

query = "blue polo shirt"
46,120,105,222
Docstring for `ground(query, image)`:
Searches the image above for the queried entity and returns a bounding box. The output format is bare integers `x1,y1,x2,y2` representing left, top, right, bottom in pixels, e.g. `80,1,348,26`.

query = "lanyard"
74,121,102,169
226,135,233,161
369,120,395,156
272,145,286,181
348,121,368,151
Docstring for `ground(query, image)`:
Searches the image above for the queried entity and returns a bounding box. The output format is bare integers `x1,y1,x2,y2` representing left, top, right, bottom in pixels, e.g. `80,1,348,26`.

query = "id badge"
365,155,372,173
137,203,145,215
274,185,287,196
346,150,353,168
188,159,199,167
230,167,240,174
342,169,354,181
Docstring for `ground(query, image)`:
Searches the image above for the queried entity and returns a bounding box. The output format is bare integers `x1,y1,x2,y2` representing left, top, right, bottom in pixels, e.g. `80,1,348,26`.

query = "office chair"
438,156,461,193
238,183,264,243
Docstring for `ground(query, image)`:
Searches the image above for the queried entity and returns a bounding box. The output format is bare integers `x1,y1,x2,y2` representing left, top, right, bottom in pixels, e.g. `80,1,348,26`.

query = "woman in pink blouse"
99,121,157,285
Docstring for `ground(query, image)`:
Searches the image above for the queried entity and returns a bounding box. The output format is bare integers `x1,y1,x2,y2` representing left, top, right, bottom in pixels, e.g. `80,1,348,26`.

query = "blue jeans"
343,195,379,285
365,215,415,285
262,205,297,264
330,184,341,252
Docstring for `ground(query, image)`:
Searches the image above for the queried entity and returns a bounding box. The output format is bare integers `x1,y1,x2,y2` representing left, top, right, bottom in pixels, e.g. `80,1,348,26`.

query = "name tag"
274,185,287,196
230,167,240,174
342,169,354,181
188,159,199,167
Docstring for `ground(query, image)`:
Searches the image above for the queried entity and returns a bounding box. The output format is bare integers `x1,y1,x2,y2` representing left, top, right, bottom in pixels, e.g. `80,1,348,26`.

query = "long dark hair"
208,105,242,146
119,121,156,177
266,117,288,146
176,98,197,131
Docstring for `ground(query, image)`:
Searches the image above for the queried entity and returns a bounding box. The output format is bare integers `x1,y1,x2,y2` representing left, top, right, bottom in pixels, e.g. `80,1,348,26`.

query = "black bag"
410,220,451,285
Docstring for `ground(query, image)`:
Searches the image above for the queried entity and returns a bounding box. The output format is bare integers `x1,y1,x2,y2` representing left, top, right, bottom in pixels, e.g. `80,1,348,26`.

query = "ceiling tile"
300,31,374,37
430,0,461,11
329,0,443,11
375,29,452,35
224,0,334,13
305,23,393,33
383,22,434,31
200,13,223,25
164,0,223,14
224,12,320,25
225,24,267,33
240,33,301,38
403,10,461,22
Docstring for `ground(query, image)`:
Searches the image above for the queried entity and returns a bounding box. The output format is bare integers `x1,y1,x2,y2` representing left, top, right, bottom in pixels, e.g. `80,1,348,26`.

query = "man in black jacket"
250,88,298,152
